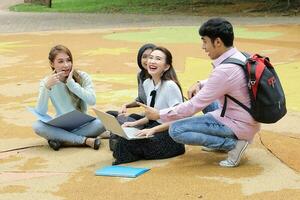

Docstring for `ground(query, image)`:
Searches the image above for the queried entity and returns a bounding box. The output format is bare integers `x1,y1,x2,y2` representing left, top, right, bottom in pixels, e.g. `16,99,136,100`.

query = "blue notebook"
95,166,150,178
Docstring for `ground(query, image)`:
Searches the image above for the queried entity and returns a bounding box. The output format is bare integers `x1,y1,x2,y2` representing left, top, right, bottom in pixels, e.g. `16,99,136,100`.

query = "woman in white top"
32,45,105,151
112,46,185,165
106,43,156,150
106,43,155,122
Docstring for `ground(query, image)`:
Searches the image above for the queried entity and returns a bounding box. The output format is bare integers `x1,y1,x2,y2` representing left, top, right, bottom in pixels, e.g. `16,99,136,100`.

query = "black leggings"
112,120,185,165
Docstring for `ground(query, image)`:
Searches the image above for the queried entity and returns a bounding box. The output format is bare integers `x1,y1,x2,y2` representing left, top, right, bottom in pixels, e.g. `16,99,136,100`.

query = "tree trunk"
46,0,52,8
287,0,290,9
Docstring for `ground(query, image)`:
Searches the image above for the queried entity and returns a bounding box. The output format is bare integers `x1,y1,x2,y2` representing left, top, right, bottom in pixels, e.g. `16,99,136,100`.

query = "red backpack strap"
248,54,267,100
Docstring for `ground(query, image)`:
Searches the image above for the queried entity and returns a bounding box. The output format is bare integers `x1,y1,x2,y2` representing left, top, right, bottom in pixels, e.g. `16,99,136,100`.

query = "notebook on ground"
28,107,96,132
92,108,152,140
95,166,150,178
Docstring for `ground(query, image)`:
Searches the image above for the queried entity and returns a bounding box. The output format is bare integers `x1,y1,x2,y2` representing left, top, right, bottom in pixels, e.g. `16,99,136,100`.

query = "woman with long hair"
106,43,155,118
120,43,156,113
32,45,105,151
112,46,185,165
106,43,156,150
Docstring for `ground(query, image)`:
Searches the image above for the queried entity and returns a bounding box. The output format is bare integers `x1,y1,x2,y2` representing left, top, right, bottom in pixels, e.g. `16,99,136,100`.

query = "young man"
138,18,261,167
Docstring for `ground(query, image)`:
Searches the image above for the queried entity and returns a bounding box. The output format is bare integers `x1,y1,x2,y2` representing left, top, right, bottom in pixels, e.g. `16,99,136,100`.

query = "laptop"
92,108,151,140
28,107,95,132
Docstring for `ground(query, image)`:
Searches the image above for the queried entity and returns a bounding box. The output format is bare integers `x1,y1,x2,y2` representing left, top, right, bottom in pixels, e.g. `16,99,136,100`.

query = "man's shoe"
48,140,61,151
219,140,249,167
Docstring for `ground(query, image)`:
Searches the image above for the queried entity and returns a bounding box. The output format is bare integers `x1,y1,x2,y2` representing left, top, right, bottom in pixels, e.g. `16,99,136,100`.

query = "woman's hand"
67,67,74,82
136,128,155,137
122,121,137,127
45,71,64,90
118,104,127,114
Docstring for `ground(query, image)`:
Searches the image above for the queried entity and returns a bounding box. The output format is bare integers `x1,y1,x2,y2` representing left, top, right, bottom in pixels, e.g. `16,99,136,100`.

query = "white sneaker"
219,140,249,167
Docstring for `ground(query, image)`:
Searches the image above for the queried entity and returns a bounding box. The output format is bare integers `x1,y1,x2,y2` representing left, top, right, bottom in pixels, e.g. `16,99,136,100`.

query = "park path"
1,0,300,33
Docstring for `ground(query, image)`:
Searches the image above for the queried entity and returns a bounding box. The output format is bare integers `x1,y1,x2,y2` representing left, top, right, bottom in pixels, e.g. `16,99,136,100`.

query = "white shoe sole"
219,142,248,167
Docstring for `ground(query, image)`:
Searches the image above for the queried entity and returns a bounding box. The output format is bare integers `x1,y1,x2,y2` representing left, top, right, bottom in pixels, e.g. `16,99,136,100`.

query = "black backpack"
221,53,287,123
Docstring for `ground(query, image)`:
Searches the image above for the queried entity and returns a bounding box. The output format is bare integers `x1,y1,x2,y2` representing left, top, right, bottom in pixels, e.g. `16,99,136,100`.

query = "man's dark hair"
199,18,234,47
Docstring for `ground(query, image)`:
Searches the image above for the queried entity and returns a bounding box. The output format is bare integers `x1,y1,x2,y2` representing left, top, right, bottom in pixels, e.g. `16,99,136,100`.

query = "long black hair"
137,43,156,82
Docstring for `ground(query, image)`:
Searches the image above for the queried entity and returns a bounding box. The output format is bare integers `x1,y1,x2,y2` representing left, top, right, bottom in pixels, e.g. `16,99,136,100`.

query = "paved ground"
1,1,300,200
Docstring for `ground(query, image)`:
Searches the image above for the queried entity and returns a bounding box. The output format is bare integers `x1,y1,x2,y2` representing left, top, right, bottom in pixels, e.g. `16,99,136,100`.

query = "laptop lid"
92,108,146,140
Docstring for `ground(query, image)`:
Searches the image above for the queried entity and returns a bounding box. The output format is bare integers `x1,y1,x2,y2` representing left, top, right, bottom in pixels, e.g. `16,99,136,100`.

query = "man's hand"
137,102,160,120
187,82,201,99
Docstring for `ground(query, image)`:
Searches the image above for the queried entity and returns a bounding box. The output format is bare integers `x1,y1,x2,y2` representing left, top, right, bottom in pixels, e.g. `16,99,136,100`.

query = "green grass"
10,0,195,13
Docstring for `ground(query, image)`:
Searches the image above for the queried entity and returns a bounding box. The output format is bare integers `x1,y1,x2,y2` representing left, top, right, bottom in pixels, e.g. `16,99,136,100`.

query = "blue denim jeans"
202,101,220,114
32,119,105,145
169,102,237,151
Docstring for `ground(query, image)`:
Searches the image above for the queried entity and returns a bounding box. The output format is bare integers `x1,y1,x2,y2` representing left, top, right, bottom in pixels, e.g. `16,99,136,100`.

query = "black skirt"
112,120,185,165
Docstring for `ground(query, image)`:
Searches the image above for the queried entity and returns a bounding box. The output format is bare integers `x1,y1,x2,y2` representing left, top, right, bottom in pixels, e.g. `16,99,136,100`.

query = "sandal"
93,137,101,150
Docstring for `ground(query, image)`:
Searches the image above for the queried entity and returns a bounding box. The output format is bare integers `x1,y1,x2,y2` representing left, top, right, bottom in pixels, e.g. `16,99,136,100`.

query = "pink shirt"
160,48,260,141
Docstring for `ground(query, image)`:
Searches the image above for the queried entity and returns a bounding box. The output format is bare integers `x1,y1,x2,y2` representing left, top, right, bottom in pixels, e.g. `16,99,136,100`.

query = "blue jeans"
169,102,237,151
202,101,220,113
33,119,105,145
